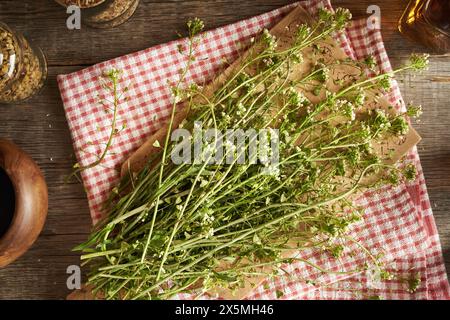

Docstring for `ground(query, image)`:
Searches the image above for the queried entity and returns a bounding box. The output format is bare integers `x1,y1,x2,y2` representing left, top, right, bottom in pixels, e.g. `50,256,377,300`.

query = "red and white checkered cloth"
57,0,450,299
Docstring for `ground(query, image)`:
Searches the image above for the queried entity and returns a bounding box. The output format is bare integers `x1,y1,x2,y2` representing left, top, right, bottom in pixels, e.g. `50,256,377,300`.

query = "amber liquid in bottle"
399,0,450,53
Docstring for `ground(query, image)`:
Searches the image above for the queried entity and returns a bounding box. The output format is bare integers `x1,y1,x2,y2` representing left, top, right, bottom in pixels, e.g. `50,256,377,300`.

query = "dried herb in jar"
55,0,140,28
0,23,47,104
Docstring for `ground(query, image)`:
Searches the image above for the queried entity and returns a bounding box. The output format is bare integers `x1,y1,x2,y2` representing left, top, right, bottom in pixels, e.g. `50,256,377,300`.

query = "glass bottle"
399,0,450,53
0,23,48,104
55,0,140,29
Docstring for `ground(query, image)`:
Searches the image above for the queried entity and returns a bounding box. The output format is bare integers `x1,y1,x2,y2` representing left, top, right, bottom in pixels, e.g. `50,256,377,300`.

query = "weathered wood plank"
0,0,448,299
0,0,429,66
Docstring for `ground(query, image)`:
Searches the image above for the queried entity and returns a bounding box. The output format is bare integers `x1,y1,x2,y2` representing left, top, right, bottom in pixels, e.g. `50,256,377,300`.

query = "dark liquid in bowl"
0,167,15,237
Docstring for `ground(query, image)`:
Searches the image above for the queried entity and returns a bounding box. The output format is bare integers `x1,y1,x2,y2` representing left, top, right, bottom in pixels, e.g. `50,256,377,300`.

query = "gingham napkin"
57,0,450,299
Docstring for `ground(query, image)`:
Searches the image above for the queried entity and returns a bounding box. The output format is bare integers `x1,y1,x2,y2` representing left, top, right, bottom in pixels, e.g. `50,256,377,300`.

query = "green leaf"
213,271,237,282
153,140,161,148
253,233,261,245
276,290,284,298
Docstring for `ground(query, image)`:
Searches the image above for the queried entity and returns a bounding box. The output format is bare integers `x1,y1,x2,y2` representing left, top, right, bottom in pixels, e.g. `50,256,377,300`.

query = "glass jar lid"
54,0,107,9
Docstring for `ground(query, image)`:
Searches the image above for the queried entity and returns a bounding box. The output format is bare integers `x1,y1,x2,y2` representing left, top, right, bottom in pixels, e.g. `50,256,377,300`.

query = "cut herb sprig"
67,69,126,182
141,18,205,264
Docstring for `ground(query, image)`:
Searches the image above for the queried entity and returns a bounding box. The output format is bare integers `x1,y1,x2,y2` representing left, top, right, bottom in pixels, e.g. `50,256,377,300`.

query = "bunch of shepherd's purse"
75,8,428,300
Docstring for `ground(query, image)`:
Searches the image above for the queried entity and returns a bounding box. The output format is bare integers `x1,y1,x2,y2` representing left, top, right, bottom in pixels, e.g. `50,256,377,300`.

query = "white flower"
262,164,280,179
355,89,366,107
262,29,277,51
342,101,356,121
200,178,208,188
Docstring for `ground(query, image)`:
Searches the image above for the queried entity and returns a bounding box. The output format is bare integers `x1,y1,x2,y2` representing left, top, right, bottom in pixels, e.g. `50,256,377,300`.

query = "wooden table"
0,0,449,299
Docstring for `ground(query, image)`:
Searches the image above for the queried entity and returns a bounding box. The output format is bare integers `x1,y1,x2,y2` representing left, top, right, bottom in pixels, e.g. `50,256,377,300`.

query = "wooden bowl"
0,139,48,268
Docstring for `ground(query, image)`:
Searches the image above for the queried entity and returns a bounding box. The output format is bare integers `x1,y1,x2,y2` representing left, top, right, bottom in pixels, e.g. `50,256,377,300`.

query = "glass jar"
55,0,140,29
0,23,48,104
399,0,450,53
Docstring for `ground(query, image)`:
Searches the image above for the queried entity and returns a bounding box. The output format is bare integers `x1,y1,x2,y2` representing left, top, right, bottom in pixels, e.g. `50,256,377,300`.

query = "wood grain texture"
0,0,448,299
0,139,48,268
